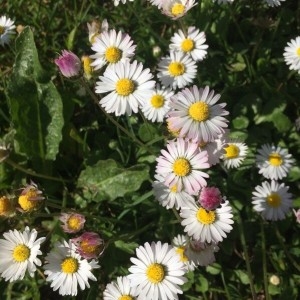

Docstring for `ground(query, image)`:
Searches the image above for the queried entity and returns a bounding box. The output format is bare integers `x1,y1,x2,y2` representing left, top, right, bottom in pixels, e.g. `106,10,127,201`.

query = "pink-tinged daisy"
155,138,210,195
90,29,136,70
0,227,45,282
128,241,187,300
198,186,223,211
222,140,248,169
283,36,300,74
103,276,137,300
44,240,100,296
169,26,208,62
0,15,15,47
55,50,82,78
252,180,293,221
167,85,229,143
153,174,195,210
157,51,197,89
256,144,294,180
95,60,155,116
141,85,173,122
264,0,285,6
18,181,44,212
180,200,234,243
59,212,86,233
161,0,197,20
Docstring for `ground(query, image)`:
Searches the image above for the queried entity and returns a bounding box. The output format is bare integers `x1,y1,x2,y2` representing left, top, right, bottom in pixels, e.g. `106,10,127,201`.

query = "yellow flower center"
196,208,216,224
176,246,188,262
168,62,185,76
0,26,4,35
18,190,41,211
268,153,282,166
119,296,133,300
13,244,30,262
171,3,185,16
0,196,11,215
150,95,165,108
170,185,178,193
181,38,194,52
188,102,210,122
266,193,281,208
297,47,300,57
146,263,165,283
61,257,79,274
105,46,122,63
82,55,93,78
224,144,240,159
173,158,191,177
80,240,100,255
67,215,82,231
116,78,135,96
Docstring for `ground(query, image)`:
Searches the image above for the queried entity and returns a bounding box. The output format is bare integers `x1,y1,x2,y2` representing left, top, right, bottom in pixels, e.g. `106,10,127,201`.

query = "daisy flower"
55,50,82,78
95,60,155,116
152,174,195,210
264,0,285,6
103,276,137,300
44,240,100,296
0,15,15,46
128,241,187,300
256,144,294,180
157,51,197,89
0,195,14,217
90,29,136,70
167,85,229,143
87,19,109,44
155,138,210,195
283,36,300,73
113,0,134,6
222,141,248,169
0,227,45,282
180,200,234,243
161,0,197,20
141,85,173,122
169,26,208,62
252,180,293,221
59,212,86,233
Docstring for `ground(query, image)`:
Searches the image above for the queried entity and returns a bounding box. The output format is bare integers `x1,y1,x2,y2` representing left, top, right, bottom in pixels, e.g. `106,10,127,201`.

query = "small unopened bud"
55,50,81,78
269,274,280,286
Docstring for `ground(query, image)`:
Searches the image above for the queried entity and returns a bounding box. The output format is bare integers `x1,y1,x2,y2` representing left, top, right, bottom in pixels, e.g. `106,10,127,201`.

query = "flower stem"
261,219,271,300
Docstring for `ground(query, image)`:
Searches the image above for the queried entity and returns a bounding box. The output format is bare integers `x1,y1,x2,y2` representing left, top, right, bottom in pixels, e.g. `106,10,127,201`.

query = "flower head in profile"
18,181,44,212
198,186,223,211
55,50,82,78
252,180,293,221
264,0,285,6
167,85,229,143
180,200,234,243
0,195,14,217
90,29,136,70
103,276,137,300
170,26,208,62
0,15,15,46
161,0,197,20
256,144,294,180
0,227,45,282
222,141,248,169
59,212,86,233
128,241,187,300
87,19,109,44
81,55,93,80
293,209,300,224
157,51,197,89
44,240,100,296
155,138,210,195
71,232,104,259
283,36,300,74
95,60,155,116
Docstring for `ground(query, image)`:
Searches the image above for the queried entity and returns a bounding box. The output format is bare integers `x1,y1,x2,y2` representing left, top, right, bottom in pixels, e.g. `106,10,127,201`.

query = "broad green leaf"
234,269,250,285
138,123,160,142
77,159,150,202
206,263,221,275
195,274,209,292
232,116,249,130
6,26,63,161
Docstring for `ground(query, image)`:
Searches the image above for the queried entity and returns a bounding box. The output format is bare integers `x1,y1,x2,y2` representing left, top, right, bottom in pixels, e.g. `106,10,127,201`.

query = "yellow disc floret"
0,27,4,35
105,46,122,63
188,102,210,122
61,257,79,274
146,263,165,283
116,78,135,96
80,240,100,256
266,193,281,208
18,190,41,212
268,153,282,166
181,38,195,52
176,246,188,262
297,47,300,57
13,244,30,262
171,3,185,16
67,215,82,231
119,296,133,300
196,208,216,224
173,158,191,177
168,62,185,76
150,95,165,108
224,144,240,159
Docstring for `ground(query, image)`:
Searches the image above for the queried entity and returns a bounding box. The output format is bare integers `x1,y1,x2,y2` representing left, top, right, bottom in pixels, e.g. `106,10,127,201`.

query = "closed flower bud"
55,50,81,78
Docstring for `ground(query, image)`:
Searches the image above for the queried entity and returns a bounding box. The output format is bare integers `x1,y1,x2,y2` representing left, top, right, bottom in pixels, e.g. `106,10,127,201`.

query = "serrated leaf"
77,159,150,202
6,26,63,161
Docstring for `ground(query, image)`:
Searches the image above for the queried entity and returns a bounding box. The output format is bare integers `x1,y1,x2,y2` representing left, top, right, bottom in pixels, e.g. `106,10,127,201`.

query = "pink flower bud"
54,50,81,78
198,186,222,211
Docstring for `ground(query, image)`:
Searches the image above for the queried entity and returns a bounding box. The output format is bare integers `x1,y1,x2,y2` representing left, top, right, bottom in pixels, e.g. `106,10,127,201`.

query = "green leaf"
138,123,160,142
195,274,209,292
77,159,150,202
6,26,63,161
232,116,249,130
206,263,221,275
114,240,139,254
234,269,250,285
